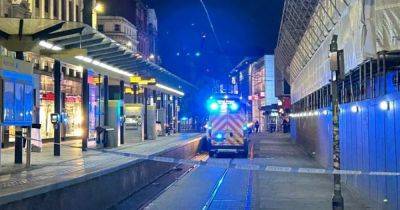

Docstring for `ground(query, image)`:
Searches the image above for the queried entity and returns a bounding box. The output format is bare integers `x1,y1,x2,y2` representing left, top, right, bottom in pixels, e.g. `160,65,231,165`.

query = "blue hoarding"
0,70,33,126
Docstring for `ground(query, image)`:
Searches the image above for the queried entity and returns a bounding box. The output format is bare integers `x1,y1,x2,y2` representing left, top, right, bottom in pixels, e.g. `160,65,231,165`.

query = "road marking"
26,141,400,177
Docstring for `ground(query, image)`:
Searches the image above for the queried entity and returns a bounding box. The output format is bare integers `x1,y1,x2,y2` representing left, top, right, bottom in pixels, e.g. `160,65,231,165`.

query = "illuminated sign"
130,76,156,85
93,77,103,84
125,87,134,94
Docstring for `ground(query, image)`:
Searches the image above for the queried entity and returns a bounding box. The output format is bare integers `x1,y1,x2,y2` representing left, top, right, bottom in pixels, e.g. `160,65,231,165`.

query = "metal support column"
104,75,109,127
0,126,2,165
14,51,24,162
82,69,89,151
120,80,125,145
14,130,23,164
153,90,157,107
133,84,138,103
143,88,148,140
161,93,165,108
172,96,177,132
167,95,171,125
53,60,62,156
382,52,387,95
330,37,344,210
61,92,66,141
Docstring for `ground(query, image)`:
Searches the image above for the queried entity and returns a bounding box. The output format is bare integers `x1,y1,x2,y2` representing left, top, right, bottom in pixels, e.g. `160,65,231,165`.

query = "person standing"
255,121,260,133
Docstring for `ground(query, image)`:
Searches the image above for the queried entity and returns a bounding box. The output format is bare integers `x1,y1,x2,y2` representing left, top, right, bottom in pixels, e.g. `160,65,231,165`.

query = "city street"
142,133,369,210
0,0,400,209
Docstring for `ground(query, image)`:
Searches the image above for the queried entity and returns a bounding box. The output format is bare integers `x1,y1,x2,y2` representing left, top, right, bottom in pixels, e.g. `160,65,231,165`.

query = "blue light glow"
210,102,219,111
216,133,223,139
229,102,239,111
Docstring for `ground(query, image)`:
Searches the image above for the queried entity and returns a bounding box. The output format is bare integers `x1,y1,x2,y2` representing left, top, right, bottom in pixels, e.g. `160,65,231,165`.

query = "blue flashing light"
242,125,248,130
195,51,201,57
181,117,188,121
229,102,239,111
209,102,219,111
216,133,223,139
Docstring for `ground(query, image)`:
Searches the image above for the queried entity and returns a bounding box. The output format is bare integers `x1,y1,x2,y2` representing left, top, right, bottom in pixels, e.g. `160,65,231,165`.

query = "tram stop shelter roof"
0,18,194,96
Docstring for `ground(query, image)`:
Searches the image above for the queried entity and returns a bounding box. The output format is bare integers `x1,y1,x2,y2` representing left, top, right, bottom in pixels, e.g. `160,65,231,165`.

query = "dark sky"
147,0,284,84
99,0,283,117
99,0,283,85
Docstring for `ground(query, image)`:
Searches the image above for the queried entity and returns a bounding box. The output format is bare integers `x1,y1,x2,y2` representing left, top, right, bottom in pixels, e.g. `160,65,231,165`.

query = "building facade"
146,8,158,62
276,0,400,208
0,0,85,142
0,0,183,154
0,0,84,21
97,0,158,62
248,55,277,131
97,16,138,52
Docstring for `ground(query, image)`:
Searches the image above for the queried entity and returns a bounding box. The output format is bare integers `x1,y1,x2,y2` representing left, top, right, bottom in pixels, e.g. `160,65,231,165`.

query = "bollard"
0,126,2,166
26,137,31,167
15,130,23,164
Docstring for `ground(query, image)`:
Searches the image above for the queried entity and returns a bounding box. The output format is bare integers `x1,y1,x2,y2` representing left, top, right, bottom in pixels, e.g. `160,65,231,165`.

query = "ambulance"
205,94,250,157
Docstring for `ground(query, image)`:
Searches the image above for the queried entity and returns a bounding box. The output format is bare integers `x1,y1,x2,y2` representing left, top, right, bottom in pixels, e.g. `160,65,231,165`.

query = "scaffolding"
276,0,400,102
275,0,349,85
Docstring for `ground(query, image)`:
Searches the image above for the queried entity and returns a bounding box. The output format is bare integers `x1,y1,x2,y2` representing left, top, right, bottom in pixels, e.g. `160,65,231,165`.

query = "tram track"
109,152,209,210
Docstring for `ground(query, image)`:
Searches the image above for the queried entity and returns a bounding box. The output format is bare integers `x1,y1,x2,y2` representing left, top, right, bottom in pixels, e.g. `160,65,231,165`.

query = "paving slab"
145,133,371,210
0,133,202,206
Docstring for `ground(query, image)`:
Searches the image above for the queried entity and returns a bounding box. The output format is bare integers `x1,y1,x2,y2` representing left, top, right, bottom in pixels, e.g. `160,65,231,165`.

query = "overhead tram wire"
199,0,235,70
199,0,223,53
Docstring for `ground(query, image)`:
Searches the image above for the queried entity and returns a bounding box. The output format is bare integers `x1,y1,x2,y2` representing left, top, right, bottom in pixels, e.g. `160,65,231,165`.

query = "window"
69,1,74,21
61,0,66,20
45,0,49,13
76,5,80,22
98,24,104,32
53,0,58,18
114,24,121,32
35,0,39,8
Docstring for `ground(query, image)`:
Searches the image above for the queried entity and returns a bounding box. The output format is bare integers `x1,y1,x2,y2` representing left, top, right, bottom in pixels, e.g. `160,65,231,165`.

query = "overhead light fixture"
74,56,133,77
94,2,105,13
156,83,184,96
379,101,390,111
39,40,63,51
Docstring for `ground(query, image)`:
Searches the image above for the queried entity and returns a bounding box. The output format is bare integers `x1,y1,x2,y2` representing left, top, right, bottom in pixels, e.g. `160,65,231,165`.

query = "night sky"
148,0,283,82
99,0,284,117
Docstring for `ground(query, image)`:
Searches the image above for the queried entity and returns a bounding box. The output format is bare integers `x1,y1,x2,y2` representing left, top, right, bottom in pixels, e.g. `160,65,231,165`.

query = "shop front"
39,75,83,140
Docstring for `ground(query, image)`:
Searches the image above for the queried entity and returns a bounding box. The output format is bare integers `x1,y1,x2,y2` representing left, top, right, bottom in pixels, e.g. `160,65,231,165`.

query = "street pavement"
145,132,371,210
0,133,201,206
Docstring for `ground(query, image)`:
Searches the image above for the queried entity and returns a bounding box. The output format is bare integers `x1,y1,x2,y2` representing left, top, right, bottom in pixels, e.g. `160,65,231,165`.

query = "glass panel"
24,84,33,123
15,82,24,122
3,80,14,122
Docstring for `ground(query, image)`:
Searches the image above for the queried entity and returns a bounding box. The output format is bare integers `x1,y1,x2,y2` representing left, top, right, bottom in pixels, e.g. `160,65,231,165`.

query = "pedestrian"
255,121,260,133
283,117,290,133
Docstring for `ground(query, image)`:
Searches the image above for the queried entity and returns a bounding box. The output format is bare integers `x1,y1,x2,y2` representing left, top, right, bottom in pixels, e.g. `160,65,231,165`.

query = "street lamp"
329,34,344,210
94,2,105,13
92,2,104,29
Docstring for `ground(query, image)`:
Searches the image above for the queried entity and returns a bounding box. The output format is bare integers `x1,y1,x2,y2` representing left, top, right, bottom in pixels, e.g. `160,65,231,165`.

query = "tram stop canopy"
0,18,194,96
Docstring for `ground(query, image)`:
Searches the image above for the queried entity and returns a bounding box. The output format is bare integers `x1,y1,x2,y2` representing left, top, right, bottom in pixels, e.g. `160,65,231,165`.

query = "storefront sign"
65,96,82,103
41,92,55,101
130,76,157,85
